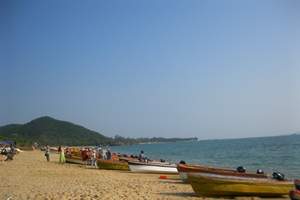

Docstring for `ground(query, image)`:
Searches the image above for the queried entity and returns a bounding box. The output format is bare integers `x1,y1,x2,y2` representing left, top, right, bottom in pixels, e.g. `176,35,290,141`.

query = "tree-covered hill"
0,116,112,146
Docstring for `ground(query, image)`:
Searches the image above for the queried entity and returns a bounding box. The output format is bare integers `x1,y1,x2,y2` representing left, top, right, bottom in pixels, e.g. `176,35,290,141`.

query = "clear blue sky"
1,0,300,139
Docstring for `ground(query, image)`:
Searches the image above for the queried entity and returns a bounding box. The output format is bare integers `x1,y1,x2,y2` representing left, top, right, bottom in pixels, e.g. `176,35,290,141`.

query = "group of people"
44,145,65,164
80,147,112,168
80,148,98,168
43,145,149,169
44,145,113,168
0,143,16,161
97,147,112,160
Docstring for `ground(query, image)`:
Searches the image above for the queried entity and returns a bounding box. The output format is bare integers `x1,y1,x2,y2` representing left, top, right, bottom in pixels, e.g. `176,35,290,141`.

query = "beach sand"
0,151,289,200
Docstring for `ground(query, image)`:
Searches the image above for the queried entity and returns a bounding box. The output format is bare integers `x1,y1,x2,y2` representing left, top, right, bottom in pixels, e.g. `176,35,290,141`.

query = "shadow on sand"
159,180,189,185
159,192,199,198
159,192,289,200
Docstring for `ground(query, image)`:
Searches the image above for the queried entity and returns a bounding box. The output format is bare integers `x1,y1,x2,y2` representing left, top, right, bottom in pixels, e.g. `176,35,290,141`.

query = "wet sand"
0,151,289,200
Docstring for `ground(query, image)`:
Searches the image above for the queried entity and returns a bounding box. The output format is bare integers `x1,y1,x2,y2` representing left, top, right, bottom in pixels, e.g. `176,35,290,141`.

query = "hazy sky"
1,0,300,139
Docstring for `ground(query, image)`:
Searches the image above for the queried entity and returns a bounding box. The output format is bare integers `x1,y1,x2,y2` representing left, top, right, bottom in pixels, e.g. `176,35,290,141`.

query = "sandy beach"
0,151,289,200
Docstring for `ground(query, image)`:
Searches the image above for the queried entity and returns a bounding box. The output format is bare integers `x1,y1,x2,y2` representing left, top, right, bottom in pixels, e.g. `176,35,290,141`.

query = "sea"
111,134,300,179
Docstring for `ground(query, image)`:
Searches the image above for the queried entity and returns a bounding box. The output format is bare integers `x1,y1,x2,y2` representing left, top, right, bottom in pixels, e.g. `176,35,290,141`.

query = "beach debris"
159,175,167,179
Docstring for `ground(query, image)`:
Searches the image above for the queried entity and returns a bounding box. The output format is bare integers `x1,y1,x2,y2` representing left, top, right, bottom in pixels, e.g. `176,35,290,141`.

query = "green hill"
0,116,112,146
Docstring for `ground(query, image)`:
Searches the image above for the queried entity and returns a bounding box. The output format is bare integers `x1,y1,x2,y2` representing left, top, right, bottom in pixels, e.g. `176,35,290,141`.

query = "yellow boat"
188,173,293,197
97,159,129,171
65,155,86,165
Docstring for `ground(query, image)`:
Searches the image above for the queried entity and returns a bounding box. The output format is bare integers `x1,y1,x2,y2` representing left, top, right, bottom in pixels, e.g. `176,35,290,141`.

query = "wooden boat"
118,156,138,162
97,159,129,171
295,180,300,190
65,155,85,165
128,160,178,174
188,173,293,197
177,163,267,181
290,180,300,200
290,190,300,200
64,147,87,165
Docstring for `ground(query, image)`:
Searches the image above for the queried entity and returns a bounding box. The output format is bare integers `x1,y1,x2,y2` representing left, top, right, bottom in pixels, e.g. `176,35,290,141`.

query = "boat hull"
179,172,188,181
290,190,300,200
188,173,293,197
97,159,129,171
295,180,300,190
128,161,178,174
65,157,85,165
177,164,267,181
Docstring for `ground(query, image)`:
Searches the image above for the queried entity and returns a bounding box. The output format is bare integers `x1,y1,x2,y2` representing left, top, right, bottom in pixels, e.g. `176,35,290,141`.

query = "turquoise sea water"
111,134,300,179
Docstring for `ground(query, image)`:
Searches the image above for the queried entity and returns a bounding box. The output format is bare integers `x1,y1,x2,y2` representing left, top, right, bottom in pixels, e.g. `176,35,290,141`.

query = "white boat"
128,161,178,174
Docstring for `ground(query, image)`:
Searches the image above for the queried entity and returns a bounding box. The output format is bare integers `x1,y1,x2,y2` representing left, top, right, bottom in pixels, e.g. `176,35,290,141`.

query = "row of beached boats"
129,161,297,198
64,149,298,198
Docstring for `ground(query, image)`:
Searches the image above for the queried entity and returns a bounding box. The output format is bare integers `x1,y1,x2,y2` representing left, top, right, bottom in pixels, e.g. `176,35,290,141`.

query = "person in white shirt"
91,150,97,168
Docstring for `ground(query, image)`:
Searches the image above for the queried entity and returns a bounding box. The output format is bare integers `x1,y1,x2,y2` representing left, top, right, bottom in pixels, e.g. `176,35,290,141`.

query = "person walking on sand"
45,145,50,162
58,146,66,163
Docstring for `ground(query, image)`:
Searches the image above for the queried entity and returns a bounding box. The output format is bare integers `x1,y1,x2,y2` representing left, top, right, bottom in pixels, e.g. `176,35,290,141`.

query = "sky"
1,0,300,139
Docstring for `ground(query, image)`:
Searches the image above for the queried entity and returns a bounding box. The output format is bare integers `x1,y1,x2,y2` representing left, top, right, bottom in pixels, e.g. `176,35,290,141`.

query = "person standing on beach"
58,146,66,164
45,145,50,162
91,149,97,168
106,149,112,160
139,150,146,162
102,148,107,160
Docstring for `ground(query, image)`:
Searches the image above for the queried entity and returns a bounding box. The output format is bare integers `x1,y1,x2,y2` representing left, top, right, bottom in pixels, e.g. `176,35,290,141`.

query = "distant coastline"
113,135,197,146
1,115,298,147
197,133,300,143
